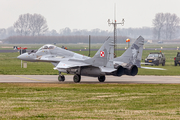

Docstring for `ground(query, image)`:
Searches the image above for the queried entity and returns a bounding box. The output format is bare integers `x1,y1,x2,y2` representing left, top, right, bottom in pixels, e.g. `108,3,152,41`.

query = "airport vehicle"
174,52,180,66
145,52,165,66
17,36,164,83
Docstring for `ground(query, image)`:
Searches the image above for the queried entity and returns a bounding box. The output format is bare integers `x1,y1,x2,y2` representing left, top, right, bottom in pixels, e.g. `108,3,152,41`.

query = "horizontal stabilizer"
99,66,116,73
141,66,166,70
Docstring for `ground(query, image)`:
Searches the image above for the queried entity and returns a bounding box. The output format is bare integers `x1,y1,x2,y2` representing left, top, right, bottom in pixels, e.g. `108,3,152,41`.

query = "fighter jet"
17,36,163,83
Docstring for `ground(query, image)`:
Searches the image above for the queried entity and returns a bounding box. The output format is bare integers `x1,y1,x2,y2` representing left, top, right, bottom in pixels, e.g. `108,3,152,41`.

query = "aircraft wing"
141,62,153,65
55,60,91,69
141,66,166,70
35,55,63,62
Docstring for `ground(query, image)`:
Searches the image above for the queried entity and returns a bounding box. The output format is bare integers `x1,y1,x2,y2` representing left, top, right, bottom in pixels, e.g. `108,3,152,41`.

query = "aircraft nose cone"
17,55,21,59
17,55,22,59
17,53,28,60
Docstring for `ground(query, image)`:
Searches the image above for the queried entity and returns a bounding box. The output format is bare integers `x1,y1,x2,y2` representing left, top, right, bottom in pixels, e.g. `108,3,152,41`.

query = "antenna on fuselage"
108,4,125,57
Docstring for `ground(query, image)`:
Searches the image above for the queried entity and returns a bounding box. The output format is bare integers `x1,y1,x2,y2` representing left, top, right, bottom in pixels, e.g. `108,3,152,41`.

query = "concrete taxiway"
0,75,180,83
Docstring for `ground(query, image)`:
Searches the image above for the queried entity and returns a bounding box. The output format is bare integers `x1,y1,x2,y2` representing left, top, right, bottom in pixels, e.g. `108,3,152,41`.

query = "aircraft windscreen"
38,44,56,51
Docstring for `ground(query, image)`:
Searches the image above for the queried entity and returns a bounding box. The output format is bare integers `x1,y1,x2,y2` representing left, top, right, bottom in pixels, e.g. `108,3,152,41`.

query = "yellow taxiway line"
14,75,44,82
172,76,180,79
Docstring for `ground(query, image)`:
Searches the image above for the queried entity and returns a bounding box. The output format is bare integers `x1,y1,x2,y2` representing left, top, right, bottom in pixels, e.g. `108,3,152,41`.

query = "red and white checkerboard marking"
100,51,105,57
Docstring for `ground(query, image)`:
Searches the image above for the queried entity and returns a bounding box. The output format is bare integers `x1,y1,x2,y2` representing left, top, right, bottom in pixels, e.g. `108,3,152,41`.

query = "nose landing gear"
58,75,65,82
58,72,65,82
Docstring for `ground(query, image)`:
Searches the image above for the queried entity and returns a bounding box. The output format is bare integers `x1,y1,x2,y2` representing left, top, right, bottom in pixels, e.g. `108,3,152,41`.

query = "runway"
1,75,180,84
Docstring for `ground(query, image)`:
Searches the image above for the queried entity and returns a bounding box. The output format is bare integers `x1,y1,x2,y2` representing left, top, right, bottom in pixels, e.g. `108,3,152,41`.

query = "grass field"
1,43,180,50
0,49,180,75
0,83,180,119
1,44,180,120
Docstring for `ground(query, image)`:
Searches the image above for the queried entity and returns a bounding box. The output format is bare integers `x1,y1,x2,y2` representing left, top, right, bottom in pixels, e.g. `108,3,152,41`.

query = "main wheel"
155,61,159,66
98,76,105,82
58,75,65,82
162,61,165,66
175,62,177,66
73,74,81,83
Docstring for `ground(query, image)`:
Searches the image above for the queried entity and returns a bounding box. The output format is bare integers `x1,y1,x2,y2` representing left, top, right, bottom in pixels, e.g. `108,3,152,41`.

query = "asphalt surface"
1,75,180,84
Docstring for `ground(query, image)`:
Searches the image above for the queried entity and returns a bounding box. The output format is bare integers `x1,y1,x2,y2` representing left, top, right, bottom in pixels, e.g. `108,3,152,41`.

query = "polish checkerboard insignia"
100,51,105,57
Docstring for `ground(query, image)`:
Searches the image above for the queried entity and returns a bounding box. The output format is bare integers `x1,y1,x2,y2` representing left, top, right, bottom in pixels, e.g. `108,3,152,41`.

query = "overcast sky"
1,0,180,31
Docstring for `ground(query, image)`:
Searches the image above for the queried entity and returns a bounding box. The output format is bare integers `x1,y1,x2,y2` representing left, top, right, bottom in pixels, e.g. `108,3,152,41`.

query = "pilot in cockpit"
38,44,56,51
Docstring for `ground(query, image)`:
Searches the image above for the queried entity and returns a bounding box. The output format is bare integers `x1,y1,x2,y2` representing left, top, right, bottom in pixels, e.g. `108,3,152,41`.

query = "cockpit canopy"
38,44,56,51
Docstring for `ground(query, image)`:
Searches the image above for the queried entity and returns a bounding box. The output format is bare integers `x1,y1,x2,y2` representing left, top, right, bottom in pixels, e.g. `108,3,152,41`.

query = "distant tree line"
117,27,153,40
1,12,180,43
1,26,154,40
5,36,130,44
0,27,17,39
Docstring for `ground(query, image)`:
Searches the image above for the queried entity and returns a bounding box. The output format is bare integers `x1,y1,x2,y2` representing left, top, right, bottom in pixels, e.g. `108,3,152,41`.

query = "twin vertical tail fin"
85,36,144,68
85,37,114,67
113,36,144,68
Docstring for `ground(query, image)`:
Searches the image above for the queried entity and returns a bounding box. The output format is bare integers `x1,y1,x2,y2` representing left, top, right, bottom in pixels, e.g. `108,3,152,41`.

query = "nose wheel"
58,75,65,82
58,71,65,82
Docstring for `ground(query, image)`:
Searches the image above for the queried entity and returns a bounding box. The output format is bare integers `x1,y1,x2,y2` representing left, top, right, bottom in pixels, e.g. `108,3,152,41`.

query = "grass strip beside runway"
0,83,180,119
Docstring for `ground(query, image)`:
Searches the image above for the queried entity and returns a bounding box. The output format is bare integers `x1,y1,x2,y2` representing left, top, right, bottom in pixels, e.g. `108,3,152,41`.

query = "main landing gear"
73,74,81,83
98,76,105,82
57,72,106,83
58,72,65,82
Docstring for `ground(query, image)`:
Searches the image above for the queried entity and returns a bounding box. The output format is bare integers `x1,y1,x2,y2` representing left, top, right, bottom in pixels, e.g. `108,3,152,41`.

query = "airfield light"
126,39,130,48
108,17,125,57
126,39,130,42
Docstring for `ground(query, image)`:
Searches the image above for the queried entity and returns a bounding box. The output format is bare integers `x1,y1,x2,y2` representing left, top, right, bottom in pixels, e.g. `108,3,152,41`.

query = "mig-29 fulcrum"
17,36,165,83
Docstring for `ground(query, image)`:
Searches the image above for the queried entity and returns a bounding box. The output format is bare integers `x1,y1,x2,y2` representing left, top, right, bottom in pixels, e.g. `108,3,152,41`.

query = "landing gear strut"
58,72,65,82
98,76,105,82
73,74,81,83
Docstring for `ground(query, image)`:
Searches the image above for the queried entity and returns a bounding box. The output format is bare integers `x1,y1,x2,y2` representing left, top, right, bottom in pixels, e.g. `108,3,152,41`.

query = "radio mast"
108,5,124,57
